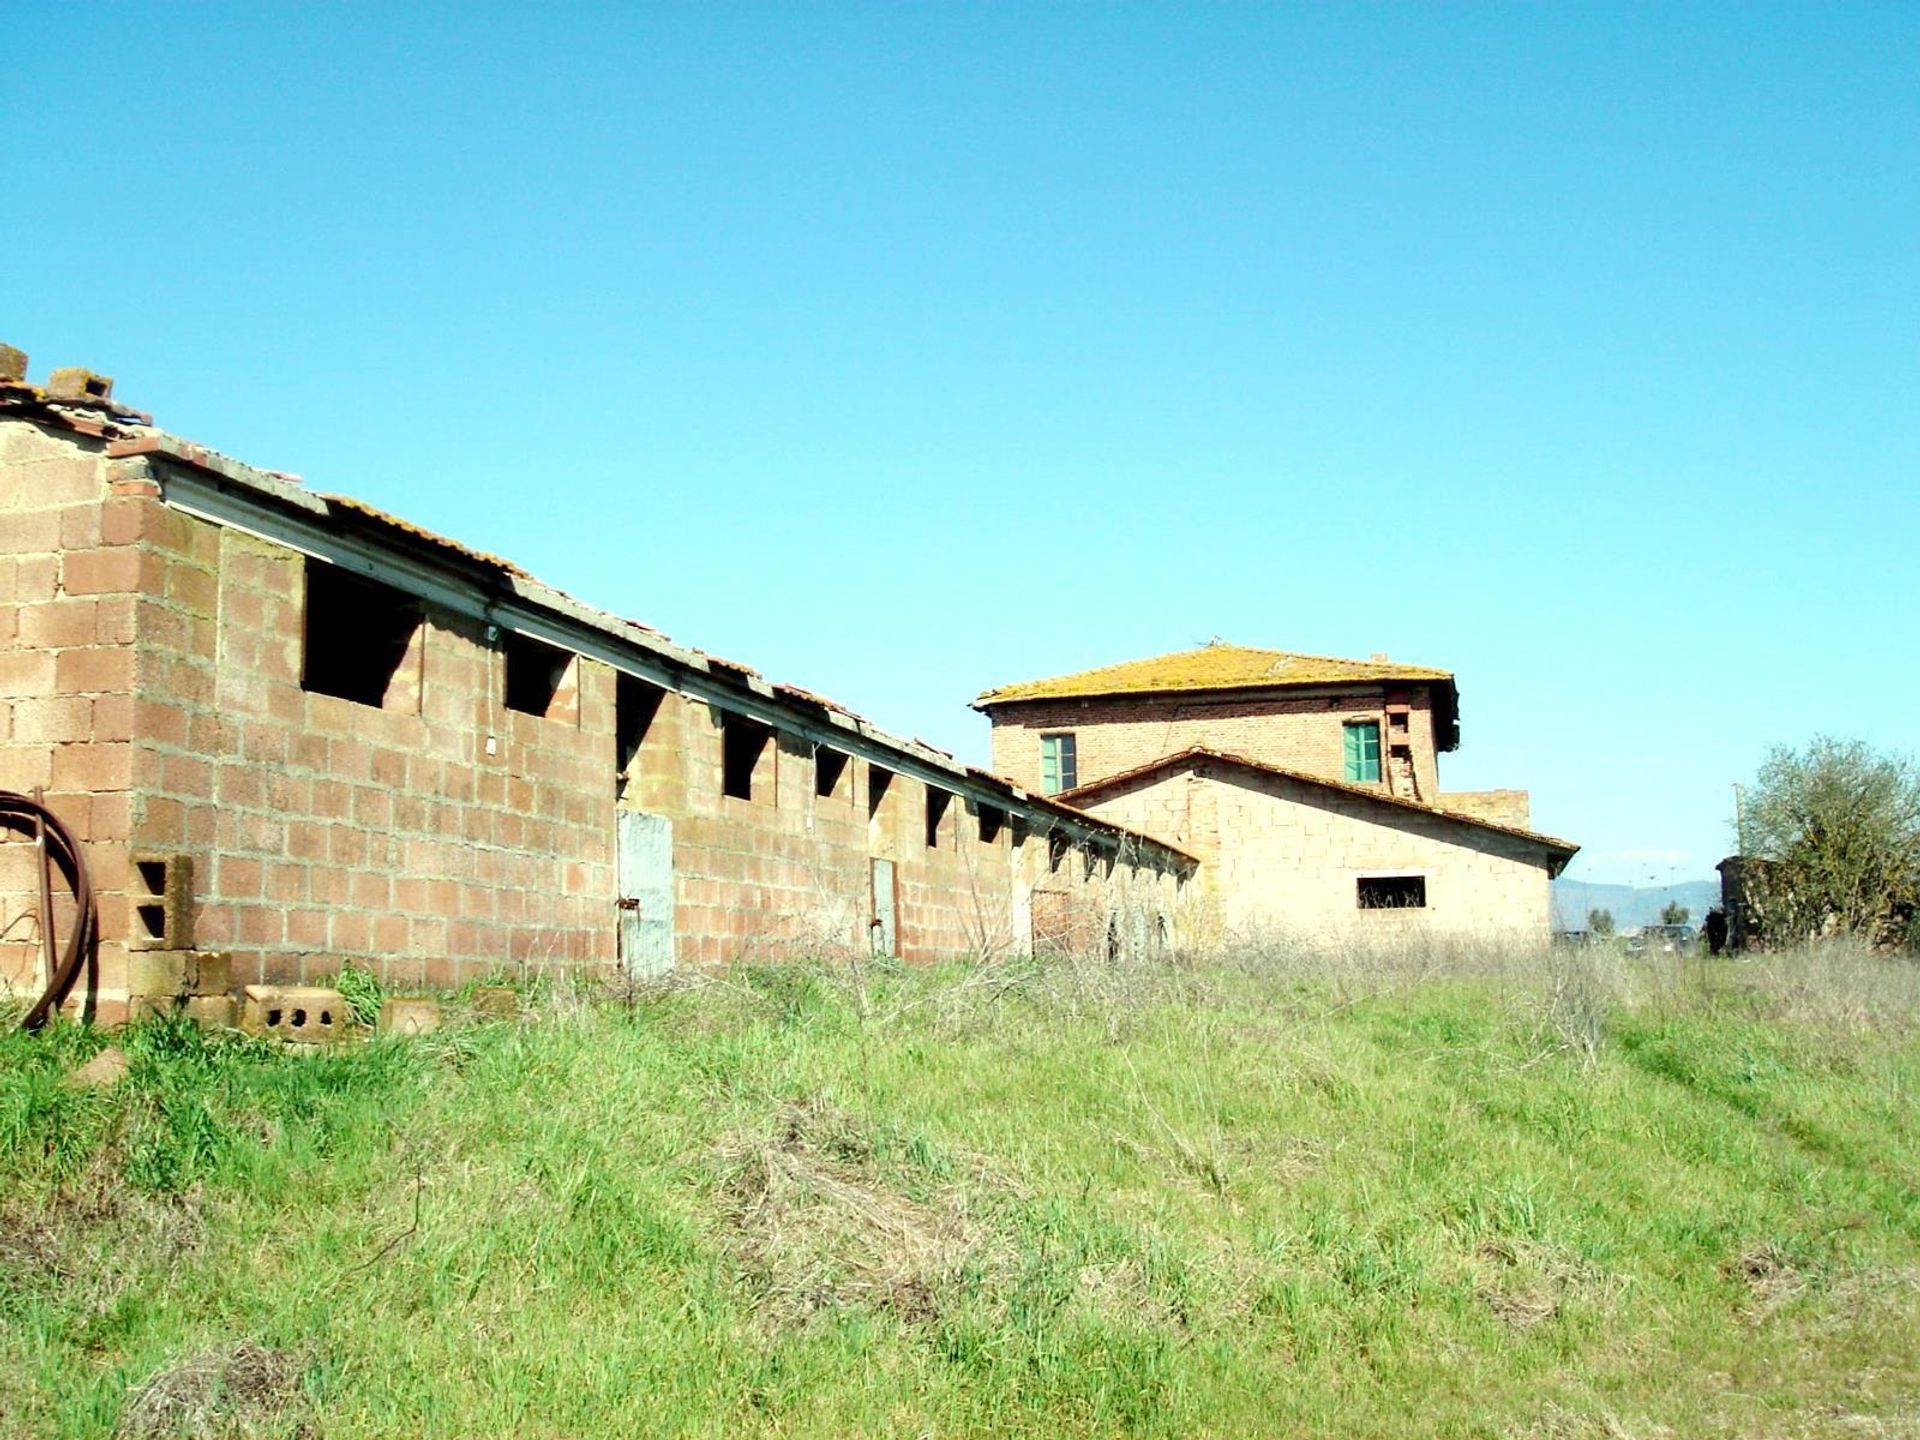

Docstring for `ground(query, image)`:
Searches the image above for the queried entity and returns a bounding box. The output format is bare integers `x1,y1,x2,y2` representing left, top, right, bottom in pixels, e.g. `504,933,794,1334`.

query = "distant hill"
1550,877,1720,932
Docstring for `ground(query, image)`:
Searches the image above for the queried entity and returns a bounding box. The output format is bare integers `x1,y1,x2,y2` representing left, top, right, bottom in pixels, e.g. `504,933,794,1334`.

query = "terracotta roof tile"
974,644,1453,707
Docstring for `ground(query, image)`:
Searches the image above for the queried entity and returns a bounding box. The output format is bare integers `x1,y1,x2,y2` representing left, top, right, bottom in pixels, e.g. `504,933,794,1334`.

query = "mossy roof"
974,644,1461,750
974,644,1451,707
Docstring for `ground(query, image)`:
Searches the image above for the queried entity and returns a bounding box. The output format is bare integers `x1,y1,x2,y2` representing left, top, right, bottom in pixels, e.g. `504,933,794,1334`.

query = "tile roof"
974,642,1463,752
1057,746,1578,873
974,644,1453,706
0,379,1194,867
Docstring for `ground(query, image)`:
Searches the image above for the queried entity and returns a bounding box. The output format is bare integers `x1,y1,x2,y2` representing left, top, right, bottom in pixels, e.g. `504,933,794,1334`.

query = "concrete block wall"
1436,790,1532,829
3,412,1197,1011
120,479,617,992
0,420,142,1019
621,689,1183,967
1083,764,1551,943
988,687,1442,803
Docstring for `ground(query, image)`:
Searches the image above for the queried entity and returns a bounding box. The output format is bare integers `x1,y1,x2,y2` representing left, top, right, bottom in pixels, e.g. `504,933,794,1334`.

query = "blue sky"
9,4,1916,885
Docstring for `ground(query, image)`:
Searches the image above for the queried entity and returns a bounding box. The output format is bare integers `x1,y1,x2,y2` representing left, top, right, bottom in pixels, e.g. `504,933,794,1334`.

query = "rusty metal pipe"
1,791,96,1031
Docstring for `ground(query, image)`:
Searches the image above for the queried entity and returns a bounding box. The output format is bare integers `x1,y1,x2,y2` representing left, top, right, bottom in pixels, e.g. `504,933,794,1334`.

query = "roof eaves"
73,411,1193,870
1061,747,1577,862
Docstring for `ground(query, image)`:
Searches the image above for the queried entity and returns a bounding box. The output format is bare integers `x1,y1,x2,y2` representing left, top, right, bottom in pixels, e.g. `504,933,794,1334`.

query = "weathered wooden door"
617,810,674,978
870,858,897,959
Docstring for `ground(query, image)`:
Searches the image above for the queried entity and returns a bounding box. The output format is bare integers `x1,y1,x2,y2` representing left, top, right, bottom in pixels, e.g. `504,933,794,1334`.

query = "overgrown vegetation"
4,939,1919,1437
1742,735,1920,946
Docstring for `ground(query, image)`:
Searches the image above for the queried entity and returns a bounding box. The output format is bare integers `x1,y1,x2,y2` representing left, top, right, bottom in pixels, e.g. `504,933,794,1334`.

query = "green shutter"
1345,722,1381,783
1041,734,1077,795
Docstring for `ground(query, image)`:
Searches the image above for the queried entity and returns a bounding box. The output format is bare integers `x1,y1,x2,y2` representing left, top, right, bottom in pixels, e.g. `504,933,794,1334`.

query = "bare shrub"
1542,944,1621,1067
116,1341,308,1440
1739,940,1920,1031
710,1098,1008,1326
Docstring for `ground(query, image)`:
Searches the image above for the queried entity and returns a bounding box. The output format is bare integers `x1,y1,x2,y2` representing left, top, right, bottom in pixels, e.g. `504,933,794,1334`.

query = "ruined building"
977,644,1576,938
1,352,1573,1026
0,356,1192,1024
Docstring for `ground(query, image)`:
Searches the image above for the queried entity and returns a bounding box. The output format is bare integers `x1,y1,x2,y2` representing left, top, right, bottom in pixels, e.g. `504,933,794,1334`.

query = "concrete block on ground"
65,1045,129,1089
379,996,440,1037
240,984,348,1043
126,948,230,998
129,993,238,1029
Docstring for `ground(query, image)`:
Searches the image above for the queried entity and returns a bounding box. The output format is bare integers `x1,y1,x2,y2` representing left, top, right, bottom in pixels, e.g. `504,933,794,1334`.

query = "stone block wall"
988,687,1442,802
1082,763,1552,943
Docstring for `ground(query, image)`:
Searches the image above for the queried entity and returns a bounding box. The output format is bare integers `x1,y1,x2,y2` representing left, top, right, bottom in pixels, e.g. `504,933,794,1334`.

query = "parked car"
1629,923,1698,954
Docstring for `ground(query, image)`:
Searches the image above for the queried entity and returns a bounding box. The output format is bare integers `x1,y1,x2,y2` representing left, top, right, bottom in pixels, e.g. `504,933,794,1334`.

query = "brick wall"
988,687,1443,803
620,687,1184,967
1081,761,1553,942
128,513,618,991
3,413,1193,1014
0,419,141,1019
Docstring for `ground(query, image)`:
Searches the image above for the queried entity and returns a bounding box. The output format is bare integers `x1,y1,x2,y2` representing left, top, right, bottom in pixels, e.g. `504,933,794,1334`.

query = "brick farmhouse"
1,352,1570,1025
977,645,1576,940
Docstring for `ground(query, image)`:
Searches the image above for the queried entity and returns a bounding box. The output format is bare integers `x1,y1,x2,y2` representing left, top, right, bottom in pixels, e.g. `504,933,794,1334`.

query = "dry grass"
711,1097,1007,1326
116,1341,309,1440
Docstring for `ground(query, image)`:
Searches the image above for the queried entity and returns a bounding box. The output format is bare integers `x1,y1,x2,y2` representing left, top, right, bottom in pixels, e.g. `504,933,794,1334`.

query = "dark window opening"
301,560,421,708
1357,875,1427,910
815,747,849,799
504,633,573,718
616,673,665,783
925,786,951,848
722,712,772,800
868,766,892,819
977,804,1004,845
1047,832,1069,873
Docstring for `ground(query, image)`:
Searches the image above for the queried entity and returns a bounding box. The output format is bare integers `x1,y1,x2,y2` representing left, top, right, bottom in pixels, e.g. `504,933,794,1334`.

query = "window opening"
1047,832,1069,873
301,559,421,709
977,803,1004,845
1040,733,1078,794
1357,874,1427,909
503,632,574,719
1343,721,1382,783
616,673,665,780
867,765,892,819
721,712,772,800
815,747,849,799
925,786,951,848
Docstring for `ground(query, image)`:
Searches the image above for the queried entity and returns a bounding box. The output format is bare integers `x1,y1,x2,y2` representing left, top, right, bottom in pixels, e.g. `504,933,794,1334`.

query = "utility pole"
1732,782,1746,855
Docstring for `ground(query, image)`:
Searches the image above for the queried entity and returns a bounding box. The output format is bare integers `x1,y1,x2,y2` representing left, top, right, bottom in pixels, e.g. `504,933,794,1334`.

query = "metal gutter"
151,458,1192,868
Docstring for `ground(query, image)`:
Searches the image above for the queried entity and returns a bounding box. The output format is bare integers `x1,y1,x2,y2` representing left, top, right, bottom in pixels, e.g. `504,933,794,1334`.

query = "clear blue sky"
9,4,1916,886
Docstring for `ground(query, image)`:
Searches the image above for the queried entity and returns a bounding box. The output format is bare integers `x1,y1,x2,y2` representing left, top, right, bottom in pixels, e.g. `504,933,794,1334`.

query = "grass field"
4,939,1919,1438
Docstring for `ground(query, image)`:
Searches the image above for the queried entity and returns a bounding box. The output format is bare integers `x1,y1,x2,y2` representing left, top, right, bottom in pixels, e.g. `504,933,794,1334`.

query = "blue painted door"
870,858,897,959
617,810,675,978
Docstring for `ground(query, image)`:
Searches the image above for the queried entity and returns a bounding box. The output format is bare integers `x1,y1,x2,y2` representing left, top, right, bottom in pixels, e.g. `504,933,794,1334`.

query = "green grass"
3,945,1919,1437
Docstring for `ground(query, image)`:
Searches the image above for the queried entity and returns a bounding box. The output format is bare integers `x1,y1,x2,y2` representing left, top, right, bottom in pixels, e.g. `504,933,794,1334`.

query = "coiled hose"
1,791,96,1031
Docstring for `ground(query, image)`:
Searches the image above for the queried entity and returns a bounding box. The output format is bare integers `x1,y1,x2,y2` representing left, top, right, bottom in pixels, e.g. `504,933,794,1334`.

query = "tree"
1742,736,1920,944
1659,902,1691,926
1587,907,1614,936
